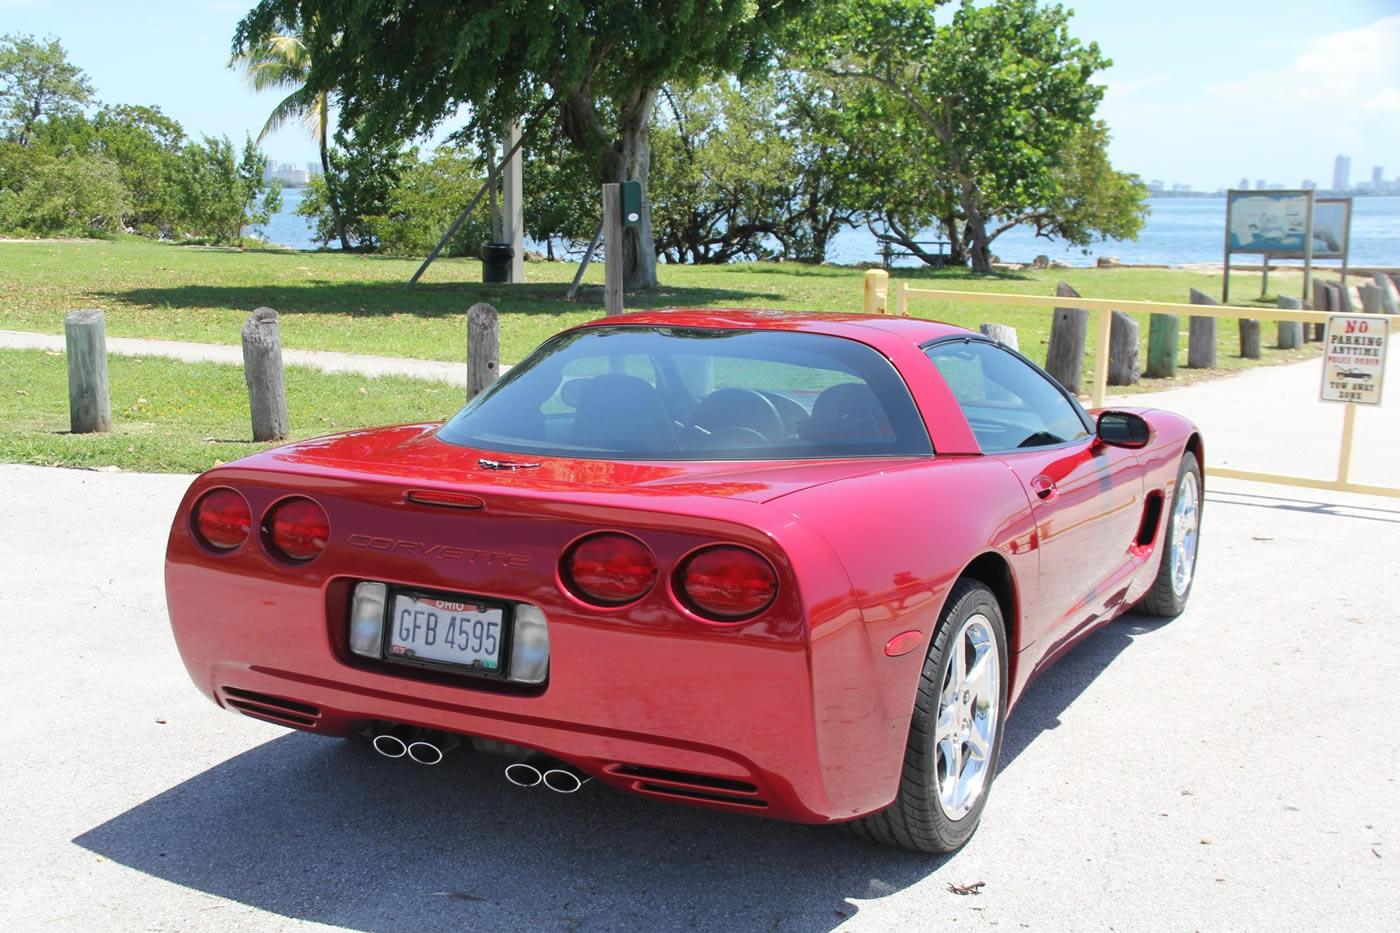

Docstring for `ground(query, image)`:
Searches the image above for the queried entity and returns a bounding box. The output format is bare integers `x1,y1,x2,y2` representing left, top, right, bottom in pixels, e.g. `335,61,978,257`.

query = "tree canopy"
234,0,815,286
0,33,95,145
804,0,1145,272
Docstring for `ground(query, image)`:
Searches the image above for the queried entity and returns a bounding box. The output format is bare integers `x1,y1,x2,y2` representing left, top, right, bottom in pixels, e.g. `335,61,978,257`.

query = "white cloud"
1207,14,1400,118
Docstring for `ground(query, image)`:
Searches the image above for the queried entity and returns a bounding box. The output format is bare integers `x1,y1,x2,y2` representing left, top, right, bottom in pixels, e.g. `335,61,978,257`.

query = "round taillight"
561,533,657,606
193,489,251,551
264,497,330,562
677,546,777,621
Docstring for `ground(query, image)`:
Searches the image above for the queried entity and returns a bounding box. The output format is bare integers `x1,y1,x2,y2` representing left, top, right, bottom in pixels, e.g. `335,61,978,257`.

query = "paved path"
1,330,1398,931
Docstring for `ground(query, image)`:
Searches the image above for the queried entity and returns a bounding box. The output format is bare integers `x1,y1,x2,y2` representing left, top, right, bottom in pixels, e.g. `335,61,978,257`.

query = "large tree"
0,33,95,146
807,0,1144,272
234,0,814,288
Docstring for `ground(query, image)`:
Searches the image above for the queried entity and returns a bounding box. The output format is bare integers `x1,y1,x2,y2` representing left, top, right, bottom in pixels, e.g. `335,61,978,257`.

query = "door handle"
1030,475,1057,501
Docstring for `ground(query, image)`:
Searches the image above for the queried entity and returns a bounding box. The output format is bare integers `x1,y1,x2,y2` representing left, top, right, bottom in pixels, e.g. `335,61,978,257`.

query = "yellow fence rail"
860,271,1397,499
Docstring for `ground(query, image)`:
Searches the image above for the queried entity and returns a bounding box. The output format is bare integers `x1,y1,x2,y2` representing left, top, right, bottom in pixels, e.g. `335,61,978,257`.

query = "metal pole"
1337,403,1358,484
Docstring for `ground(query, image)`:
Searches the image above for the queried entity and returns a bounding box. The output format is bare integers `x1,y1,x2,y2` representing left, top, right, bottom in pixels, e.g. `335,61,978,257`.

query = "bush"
0,148,129,237
368,149,491,256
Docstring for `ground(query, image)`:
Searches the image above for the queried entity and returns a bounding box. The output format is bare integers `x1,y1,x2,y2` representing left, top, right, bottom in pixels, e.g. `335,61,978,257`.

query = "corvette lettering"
347,534,530,567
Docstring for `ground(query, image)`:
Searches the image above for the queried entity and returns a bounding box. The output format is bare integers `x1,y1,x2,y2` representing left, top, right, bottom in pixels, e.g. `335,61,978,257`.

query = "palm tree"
231,31,349,250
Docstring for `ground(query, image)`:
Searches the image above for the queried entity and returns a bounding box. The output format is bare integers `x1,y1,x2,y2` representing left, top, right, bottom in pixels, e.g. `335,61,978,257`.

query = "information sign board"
1227,191,1311,254
1320,315,1388,405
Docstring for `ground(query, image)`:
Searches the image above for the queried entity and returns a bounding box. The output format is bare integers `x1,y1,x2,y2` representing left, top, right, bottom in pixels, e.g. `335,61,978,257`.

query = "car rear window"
437,325,932,460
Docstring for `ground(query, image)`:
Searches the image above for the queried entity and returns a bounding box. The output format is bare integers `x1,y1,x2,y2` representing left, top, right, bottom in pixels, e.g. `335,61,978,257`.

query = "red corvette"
166,309,1202,853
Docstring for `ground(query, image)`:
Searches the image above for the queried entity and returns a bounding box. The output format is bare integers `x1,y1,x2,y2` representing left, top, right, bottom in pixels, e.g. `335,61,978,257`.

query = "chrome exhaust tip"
372,733,408,759
504,762,543,787
407,740,443,765
542,768,591,794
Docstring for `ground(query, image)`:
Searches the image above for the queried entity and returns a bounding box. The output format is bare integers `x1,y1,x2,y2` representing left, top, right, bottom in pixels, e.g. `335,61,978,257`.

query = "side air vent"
223,687,321,727
606,763,767,808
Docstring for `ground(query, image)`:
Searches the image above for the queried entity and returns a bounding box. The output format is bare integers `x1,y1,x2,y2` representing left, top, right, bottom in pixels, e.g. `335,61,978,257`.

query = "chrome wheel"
935,612,1000,820
1170,469,1200,598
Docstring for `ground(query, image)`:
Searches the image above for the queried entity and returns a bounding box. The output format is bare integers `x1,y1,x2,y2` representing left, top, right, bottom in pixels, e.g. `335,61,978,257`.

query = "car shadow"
93,282,786,320
73,614,1166,931
74,736,948,932
998,611,1174,768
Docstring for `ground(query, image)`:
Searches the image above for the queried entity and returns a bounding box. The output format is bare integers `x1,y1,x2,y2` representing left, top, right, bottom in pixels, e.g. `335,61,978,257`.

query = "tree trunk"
319,113,350,252
618,88,659,290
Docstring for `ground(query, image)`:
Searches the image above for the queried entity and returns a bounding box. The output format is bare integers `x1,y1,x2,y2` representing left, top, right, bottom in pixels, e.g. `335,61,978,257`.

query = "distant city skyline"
2,0,1397,193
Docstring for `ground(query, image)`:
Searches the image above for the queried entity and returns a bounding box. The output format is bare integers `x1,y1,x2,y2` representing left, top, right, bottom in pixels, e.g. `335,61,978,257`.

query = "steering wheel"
688,388,784,442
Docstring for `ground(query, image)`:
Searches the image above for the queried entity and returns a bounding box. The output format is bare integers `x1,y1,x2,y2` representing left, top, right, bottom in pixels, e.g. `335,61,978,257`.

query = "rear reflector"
561,533,657,606
264,497,330,562
676,546,777,621
193,488,251,551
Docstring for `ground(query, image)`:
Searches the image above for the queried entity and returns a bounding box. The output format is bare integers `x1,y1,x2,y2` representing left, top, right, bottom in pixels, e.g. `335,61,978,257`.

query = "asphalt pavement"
0,344,1397,931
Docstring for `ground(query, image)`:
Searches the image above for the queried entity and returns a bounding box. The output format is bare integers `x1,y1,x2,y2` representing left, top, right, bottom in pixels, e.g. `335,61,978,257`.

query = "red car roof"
574,308,971,352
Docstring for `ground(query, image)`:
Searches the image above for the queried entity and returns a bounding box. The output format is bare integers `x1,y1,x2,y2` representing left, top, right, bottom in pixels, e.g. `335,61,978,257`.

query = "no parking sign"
1321,315,1388,405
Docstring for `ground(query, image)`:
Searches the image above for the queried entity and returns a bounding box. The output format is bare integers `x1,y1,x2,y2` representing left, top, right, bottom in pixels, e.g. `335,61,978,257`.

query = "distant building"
1301,179,1316,190
307,161,323,178
1333,154,1351,191
264,161,310,186
1267,183,1285,190
1147,179,1165,194
1373,166,1384,189
1171,182,1193,193
1239,177,1250,191
1256,178,1268,190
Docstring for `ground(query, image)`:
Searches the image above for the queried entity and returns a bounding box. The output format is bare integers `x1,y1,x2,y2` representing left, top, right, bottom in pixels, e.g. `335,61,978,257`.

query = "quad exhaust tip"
504,762,543,787
505,761,591,793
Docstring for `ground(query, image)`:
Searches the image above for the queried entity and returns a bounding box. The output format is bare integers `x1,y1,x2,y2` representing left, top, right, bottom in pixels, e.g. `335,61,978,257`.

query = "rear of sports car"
166,318,950,824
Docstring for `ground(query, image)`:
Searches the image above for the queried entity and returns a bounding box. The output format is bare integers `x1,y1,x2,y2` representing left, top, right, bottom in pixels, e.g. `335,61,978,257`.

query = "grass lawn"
0,237,1321,376
0,348,461,473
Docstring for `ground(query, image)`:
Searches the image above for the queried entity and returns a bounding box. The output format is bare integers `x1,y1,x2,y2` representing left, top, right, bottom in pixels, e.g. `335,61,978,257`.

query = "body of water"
258,191,1400,269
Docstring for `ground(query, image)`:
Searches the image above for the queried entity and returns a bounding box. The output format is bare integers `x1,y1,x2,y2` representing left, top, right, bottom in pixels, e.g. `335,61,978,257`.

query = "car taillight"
677,546,777,621
264,497,330,562
561,533,656,606
193,488,251,551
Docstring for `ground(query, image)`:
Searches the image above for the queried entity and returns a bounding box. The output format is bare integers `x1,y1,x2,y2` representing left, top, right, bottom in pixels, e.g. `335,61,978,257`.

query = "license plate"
388,593,504,671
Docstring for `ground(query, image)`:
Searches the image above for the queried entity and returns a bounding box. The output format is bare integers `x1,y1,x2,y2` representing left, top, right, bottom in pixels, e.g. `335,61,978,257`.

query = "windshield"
437,325,932,461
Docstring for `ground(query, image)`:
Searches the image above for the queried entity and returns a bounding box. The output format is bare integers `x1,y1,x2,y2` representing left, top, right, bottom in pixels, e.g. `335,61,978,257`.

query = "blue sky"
3,0,1397,190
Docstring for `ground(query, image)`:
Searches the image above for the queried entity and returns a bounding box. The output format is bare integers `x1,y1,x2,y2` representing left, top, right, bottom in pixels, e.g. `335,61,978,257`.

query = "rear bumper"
167,559,898,823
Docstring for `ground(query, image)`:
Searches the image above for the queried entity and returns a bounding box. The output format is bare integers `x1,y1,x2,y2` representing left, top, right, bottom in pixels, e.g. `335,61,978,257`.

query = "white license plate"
388,593,504,671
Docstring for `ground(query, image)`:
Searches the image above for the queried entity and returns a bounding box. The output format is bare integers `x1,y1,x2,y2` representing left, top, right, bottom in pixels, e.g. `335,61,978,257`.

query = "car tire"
846,578,1009,853
1138,451,1202,618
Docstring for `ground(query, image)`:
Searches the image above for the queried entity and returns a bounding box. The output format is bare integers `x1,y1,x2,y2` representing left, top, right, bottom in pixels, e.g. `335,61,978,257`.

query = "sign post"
1320,313,1389,483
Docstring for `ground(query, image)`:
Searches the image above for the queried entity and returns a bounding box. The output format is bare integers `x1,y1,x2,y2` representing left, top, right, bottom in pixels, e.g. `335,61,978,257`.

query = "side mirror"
1096,410,1151,449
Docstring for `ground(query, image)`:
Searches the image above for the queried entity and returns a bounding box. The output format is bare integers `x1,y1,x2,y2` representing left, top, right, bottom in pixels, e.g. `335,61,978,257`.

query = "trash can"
481,242,514,283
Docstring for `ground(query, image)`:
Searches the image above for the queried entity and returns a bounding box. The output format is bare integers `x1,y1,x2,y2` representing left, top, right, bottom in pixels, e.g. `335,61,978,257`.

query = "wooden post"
467,302,500,399
603,183,623,316
1045,282,1088,395
1276,295,1304,349
1308,280,1327,342
1375,273,1400,315
1359,284,1383,316
1186,288,1220,368
1146,313,1178,377
864,269,889,315
978,323,1018,349
1108,310,1139,386
241,307,289,442
64,309,112,434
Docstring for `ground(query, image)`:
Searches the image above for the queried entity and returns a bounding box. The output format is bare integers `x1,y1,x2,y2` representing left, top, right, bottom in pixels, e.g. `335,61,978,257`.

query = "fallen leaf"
1251,536,1273,541
1374,849,1382,859
948,881,985,896
155,718,167,724
1200,837,1211,845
